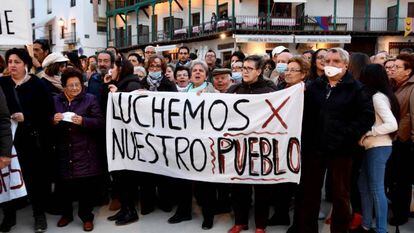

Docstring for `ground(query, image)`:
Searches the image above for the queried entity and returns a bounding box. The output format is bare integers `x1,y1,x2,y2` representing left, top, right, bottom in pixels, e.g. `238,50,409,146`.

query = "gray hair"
190,59,209,74
145,45,156,52
327,47,349,64
135,66,147,76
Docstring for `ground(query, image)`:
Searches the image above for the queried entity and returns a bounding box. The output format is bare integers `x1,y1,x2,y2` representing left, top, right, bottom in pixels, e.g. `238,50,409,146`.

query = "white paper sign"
0,2,32,45
107,83,304,184
0,120,27,203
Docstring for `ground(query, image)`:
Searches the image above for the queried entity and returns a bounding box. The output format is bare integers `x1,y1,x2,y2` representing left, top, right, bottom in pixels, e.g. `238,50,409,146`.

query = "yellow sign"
405,17,412,37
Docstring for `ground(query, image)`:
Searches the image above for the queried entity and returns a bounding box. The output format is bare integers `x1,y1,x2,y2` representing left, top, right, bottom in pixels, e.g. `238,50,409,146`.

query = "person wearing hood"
41,52,69,96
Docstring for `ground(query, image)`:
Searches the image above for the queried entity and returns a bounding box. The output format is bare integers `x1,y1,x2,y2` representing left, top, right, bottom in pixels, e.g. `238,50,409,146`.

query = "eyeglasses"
285,69,302,73
179,52,188,55
395,65,405,70
66,83,82,89
385,65,395,70
242,67,255,72
149,64,162,68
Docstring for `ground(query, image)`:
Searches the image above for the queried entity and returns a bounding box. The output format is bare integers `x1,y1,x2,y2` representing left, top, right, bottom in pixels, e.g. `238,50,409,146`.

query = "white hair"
327,47,350,64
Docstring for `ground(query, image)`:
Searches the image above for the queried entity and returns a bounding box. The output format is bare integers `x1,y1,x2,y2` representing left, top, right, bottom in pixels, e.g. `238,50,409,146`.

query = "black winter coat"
116,74,142,92
302,72,375,156
227,76,278,94
0,86,12,157
53,92,104,179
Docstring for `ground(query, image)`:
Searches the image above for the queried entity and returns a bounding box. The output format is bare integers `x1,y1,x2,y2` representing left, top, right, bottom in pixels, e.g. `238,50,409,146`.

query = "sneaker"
34,214,47,233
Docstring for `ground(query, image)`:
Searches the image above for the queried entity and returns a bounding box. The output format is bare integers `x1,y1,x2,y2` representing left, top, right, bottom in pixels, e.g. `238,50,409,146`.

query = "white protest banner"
0,1,32,45
0,120,27,203
107,83,304,184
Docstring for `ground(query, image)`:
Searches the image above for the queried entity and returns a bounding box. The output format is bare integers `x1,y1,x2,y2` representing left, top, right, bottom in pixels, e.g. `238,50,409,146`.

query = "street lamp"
58,18,65,39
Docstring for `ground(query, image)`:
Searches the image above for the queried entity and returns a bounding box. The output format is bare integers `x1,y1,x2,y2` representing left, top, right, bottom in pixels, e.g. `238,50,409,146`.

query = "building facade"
30,0,107,56
107,0,414,61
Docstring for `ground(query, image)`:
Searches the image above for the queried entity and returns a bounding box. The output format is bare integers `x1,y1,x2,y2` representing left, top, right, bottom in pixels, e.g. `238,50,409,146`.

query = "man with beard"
87,50,115,110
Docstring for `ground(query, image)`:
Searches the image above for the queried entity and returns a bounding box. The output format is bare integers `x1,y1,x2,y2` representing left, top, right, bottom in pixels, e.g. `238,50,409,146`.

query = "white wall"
305,0,354,17
30,0,106,56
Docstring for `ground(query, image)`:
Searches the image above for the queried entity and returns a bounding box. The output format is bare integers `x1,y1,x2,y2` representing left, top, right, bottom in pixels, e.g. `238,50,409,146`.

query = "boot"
115,207,138,226
34,214,47,233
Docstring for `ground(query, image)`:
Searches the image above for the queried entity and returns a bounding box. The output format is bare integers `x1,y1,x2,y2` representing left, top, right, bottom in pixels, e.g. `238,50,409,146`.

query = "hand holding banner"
107,83,304,184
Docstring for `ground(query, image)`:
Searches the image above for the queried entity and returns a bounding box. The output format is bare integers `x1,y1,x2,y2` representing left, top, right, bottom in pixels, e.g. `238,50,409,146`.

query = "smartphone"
107,69,113,76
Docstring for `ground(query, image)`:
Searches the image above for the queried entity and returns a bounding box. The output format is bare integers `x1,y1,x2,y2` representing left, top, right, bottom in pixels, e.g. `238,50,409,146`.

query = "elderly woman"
278,56,310,89
0,48,54,233
186,60,216,93
268,56,310,227
41,52,69,95
53,67,104,232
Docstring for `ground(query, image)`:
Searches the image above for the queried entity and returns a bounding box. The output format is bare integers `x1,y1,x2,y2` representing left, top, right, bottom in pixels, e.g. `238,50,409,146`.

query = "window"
30,0,35,18
47,0,52,14
192,13,200,26
97,18,106,33
71,0,76,7
218,3,228,19
258,2,292,18
408,3,414,17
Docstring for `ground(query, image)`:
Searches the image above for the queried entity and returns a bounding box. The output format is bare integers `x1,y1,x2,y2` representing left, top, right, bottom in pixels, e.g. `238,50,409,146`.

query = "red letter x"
262,97,290,129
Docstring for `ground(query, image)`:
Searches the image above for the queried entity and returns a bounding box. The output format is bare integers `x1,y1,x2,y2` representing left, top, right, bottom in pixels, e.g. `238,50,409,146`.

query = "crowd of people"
0,40,413,233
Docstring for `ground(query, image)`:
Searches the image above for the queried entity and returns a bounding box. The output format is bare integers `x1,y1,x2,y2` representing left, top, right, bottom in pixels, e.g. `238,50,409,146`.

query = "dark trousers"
386,140,414,222
59,176,101,222
140,173,172,211
3,134,51,218
231,184,271,229
271,183,297,217
295,153,352,233
112,170,139,210
172,178,193,216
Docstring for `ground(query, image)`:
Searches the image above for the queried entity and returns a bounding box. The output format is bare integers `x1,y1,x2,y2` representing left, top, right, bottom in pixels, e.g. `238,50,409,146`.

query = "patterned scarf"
186,82,207,93
146,75,163,91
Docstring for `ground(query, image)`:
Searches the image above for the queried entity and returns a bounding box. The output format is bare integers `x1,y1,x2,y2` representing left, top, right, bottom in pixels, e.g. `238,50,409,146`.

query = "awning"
155,44,178,52
294,35,351,44
234,34,294,43
33,16,56,29
274,0,307,3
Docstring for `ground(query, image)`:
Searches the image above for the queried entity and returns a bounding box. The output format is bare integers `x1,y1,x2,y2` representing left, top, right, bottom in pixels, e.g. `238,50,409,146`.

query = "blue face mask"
276,63,288,74
148,71,162,79
232,72,243,81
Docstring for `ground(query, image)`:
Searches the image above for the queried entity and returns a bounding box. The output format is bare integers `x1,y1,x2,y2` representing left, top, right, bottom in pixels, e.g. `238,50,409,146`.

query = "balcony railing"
64,32,77,44
109,15,405,48
107,0,148,11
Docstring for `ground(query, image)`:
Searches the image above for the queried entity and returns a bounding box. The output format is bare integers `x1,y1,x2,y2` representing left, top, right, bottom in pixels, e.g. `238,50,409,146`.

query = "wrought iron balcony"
64,32,77,44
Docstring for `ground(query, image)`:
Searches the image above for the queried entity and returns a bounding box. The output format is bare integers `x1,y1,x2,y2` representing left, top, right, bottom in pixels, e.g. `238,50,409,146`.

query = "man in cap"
272,45,290,63
212,68,232,93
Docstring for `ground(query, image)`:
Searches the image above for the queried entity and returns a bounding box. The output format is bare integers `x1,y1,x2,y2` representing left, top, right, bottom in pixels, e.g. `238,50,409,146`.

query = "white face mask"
324,66,343,77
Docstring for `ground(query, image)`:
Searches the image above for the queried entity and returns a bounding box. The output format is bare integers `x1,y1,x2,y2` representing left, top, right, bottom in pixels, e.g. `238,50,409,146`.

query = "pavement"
3,200,414,233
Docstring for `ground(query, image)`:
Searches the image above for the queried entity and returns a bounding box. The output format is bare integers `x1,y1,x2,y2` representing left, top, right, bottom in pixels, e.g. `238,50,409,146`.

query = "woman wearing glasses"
52,67,105,232
309,48,327,81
